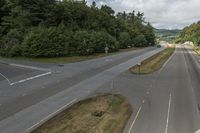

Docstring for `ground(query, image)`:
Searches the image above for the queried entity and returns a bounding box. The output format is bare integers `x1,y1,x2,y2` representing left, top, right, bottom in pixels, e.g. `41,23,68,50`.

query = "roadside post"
137,62,141,75
105,46,109,55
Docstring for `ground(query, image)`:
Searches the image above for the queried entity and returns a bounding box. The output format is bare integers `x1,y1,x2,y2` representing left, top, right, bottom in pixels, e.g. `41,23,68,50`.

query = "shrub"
72,31,95,56
91,31,119,53
0,29,23,57
72,31,119,55
22,25,71,57
118,32,131,49
133,34,147,47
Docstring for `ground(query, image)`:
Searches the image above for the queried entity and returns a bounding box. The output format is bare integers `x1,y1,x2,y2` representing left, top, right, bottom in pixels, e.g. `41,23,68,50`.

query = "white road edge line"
0,72,12,85
128,106,142,133
25,98,77,133
10,72,52,86
165,93,172,133
159,46,176,73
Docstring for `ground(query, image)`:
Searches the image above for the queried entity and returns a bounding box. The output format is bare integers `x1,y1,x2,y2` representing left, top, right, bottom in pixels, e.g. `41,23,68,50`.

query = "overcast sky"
86,0,200,29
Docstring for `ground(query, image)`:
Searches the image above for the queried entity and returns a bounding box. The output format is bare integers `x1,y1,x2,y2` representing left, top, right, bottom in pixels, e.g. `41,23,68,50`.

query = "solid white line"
10,72,52,86
159,47,176,74
128,106,142,133
25,98,77,132
165,93,172,133
0,72,12,85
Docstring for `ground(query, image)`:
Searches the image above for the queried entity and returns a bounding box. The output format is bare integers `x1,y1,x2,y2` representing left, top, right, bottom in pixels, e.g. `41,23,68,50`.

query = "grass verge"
32,94,132,133
0,47,139,64
129,47,175,74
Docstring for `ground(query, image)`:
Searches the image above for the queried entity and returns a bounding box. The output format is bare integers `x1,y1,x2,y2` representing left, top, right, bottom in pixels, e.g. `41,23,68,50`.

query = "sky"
86,0,200,29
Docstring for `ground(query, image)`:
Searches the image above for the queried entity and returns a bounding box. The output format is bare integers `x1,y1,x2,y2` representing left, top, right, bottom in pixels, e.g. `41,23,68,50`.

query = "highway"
0,44,200,133
0,46,163,133
120,44,200,133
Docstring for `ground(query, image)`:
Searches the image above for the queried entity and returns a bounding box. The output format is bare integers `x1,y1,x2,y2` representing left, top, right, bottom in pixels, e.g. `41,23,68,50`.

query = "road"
106,44,200,133
0,46,164,133
0,44,200,133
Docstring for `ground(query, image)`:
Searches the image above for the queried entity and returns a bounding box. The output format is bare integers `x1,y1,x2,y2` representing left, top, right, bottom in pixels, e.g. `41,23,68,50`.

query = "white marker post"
105,47,109,55
137,62,141,75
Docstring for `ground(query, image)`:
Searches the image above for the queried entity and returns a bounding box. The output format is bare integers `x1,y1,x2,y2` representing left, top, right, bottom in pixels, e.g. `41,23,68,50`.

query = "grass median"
129,47,175,74
32,94,132,133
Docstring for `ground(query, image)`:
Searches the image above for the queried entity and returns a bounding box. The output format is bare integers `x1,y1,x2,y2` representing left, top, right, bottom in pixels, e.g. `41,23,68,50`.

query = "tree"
23,24,71,57
0,0,156,57
119,32,131,48
101,5,115,16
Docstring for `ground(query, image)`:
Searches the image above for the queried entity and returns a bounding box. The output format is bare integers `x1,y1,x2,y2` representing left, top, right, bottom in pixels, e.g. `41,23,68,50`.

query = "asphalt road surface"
0,45,200,133
0,46,164,133
115,44,200,133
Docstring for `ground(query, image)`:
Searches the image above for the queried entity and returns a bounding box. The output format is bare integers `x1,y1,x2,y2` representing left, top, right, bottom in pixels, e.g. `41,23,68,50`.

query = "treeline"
177,21,200,45
0,0,156,57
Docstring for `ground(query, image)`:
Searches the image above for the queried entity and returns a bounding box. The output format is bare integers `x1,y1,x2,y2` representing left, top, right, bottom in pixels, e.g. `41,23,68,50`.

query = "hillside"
155,29,181,42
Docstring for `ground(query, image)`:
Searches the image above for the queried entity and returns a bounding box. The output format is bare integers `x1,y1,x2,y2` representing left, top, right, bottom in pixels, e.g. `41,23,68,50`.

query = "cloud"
86,0,200,29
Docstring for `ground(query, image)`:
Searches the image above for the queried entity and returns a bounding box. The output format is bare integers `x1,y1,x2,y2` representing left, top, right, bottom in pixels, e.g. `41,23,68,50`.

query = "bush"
22,25,71,57
133,34,147,47
72,31,95,56
0,29,23,57
92,31,119,53
118,32,131,49
72,31,119,55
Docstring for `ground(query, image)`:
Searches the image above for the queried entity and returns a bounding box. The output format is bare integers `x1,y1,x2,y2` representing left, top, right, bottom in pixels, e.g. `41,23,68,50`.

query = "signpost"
105,47,109,55
137,62,141,75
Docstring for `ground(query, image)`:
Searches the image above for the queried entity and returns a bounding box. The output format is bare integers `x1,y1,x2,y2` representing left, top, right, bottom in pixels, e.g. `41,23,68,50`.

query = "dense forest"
0,0,156,57
177,21,200,45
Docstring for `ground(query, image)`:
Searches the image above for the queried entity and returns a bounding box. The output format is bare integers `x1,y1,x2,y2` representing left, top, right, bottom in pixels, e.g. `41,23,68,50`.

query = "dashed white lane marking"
128,99,145,133
25,98,77,133
165,93,172,133
10,72,52,86
128,106,142,133
105,59,113,62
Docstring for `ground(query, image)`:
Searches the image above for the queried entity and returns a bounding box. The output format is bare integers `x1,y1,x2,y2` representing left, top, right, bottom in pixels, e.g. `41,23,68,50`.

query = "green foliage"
72,31,118,55
0,29,23,56
23,25,71,57
178,21,200,45
0,0,156,58
119,32,131,48
134,34,147,47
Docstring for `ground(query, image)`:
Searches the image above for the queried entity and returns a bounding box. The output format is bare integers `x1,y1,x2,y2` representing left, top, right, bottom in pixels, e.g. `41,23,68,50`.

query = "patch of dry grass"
32,94,132,133
129,47,175,74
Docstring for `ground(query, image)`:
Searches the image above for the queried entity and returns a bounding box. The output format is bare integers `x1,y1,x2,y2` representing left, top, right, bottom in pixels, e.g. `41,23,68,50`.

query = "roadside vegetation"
193,47,200,56
129,47,175,74
0,47,139,63
175,21,200,46
32,94,132,133
0,0,156,58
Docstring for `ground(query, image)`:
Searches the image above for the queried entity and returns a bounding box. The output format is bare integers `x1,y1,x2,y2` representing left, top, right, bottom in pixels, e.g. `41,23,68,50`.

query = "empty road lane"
127,45,200,133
